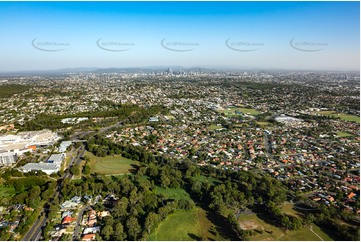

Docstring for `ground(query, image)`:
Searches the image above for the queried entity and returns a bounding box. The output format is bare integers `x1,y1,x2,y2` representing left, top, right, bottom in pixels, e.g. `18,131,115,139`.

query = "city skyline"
0,1,359,72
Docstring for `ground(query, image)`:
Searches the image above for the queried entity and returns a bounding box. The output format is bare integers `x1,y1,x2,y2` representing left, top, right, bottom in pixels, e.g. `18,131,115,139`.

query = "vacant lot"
149,208,224,241
238,213,333,241
86,151,139,175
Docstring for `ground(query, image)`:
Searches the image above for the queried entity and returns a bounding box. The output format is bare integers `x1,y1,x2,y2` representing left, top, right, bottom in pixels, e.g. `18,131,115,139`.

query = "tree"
160,173,171,188
126,216,141,240
113,197,129,218
101,225,114,240
113,222,126,240
102,216,114,226
144,212,160,234
70,164,80,176
83,164,91,175
147,163,159,177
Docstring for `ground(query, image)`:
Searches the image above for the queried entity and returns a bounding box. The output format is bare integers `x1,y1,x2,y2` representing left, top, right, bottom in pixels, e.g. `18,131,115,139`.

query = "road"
22,120,125,241
73,205,91,240
22,144,85,241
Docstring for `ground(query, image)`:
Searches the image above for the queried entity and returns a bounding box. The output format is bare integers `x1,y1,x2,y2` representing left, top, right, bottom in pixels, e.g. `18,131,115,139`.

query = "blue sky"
0,1,359,71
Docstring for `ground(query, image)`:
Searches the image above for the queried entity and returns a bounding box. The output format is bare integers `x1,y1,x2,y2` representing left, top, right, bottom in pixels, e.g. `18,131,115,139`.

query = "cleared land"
238,213,333,241
149,208,224,241
85,151,139,175
317,111,360,123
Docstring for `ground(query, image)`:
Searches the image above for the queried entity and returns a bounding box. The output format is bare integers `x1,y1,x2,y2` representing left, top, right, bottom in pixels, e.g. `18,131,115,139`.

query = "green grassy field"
86,151,139,175
208,124,223,131
189,175,221,185
336,131,354,137
0,184,16,197
281,203,303,219
256,121,272,127
317,111,360,123
238,213,333,241
149,208,224,241
154,187,192,201
239,108,260,115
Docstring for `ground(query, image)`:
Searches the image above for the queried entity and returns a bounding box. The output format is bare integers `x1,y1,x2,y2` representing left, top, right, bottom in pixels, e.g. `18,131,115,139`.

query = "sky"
0,1,359,72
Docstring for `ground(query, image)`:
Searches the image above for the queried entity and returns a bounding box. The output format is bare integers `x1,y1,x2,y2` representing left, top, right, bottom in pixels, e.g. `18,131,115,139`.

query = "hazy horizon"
0,1,359,72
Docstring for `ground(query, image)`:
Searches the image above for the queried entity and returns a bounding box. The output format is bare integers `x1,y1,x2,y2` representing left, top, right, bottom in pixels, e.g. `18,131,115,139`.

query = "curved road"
73,205,91,240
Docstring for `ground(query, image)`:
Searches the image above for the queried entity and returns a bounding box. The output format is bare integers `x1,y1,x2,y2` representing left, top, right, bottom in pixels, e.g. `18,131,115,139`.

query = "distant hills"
0,66,260,76
0,66,359,76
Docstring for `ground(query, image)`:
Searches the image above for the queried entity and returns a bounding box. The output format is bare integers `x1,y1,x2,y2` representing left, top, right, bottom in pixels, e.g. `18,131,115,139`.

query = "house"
62,216,76,225
87,219,97,227
82,233,96,241
71,196,82,204
83,226,101,235
61,211,73,219
88,210,97,220
61,201,78,210
347,192,356,199
97,211,110,218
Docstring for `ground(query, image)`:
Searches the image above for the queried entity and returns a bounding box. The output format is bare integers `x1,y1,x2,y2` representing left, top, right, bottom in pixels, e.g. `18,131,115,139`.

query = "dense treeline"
0,84,32,98
81,135,361,241
17,104,167,131
0,170,56,240
55,172,195,241
81,135,311,240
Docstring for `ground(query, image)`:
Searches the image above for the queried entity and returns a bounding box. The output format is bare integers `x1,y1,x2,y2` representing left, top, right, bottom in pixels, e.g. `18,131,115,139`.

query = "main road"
22,144,85,241
22,118,126,241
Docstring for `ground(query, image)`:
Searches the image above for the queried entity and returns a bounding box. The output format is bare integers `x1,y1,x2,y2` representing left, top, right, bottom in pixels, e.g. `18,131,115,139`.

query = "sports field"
238,213,333,241
219,107,260,116
85,151,139,175
317,111,360,123
149,208,224,241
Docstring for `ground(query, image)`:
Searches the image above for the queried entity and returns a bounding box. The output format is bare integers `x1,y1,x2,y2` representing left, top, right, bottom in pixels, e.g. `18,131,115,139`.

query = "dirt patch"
239,220,258,230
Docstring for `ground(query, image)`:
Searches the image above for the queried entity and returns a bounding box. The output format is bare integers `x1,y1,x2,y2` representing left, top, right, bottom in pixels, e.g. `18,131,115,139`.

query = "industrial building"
47,153,66,166
20,153,65,175
0,152,16,166
58,141,72,153
0,129,60,156
21,163,60,175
